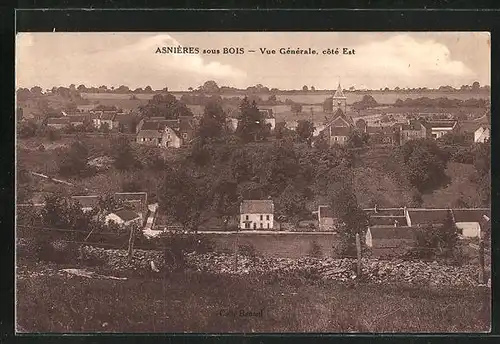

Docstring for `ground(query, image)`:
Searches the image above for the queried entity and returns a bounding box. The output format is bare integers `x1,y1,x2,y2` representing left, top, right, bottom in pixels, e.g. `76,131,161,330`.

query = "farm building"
105,209,142,227
365,226,416,257
47,117,70,129
72,195,101,213
474,126,490,143
452,208,491,238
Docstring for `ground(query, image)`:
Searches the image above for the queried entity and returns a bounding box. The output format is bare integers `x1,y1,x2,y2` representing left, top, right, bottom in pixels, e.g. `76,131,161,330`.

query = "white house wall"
240,213,274,230
456,222,481,238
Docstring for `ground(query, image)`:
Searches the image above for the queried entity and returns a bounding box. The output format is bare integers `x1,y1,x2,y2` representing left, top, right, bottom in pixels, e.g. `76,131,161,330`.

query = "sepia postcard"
15,31,491,333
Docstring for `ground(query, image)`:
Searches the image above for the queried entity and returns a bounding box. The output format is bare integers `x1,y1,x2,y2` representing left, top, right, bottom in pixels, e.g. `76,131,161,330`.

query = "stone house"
320,108,354,146
396,119,429,145
240,200,274,230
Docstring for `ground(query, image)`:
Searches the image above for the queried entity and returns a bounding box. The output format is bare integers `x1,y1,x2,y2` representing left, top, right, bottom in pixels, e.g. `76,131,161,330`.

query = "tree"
30,86,43,96
296,120,314,146
323,97,333,112
211,176,239,230
302,85,309,91
347,130,367,148
77,84,87,92
472,81,480,91
276,184,308,226
200,80,220,93
136,145,165,170
352,95,378,110
111,136,136,170
144,86,153,92
57,140,89,177
159,168,212,232
472,142,491,206
291,103,303,114
399,139,450,193
329,186,368,256
310,86,315,91
196,99,227,142
139,93,193,119
235,97,267,142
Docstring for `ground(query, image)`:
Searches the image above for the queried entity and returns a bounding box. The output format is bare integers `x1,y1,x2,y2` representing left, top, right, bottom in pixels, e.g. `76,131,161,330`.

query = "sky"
16,32,490,91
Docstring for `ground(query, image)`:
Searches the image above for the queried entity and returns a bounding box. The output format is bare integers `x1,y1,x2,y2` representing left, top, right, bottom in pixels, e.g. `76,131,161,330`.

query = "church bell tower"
332,82,347,113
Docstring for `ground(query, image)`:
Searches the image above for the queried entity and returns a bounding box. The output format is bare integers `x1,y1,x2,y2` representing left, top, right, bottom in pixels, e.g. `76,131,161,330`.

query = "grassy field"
16,258,490,333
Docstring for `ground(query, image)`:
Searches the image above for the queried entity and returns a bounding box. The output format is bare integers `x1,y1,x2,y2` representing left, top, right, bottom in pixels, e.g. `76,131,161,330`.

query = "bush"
308,240,323,258
238,243,258,258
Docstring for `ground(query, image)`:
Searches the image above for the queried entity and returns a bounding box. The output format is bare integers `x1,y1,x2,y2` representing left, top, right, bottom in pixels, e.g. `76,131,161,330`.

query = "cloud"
16,33,247,89
329,34,477,89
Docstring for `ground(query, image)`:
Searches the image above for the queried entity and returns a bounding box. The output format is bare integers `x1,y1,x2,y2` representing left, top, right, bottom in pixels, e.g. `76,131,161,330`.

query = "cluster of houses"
239,199,490,255
21,191,149,228
45,109,137,132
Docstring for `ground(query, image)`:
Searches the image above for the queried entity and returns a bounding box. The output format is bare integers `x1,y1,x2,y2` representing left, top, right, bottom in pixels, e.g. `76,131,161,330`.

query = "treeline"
394,97,489,108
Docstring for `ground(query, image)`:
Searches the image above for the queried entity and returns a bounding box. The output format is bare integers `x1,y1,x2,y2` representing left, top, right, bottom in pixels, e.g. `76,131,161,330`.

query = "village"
15,31,491,333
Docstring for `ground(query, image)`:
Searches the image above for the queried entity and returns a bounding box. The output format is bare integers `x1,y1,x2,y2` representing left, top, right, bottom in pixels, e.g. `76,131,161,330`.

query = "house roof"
112,209,141,222
368,226,416,240
69,115,86,123
427,120,457,129
364,208,405,216
401,120,424,131
333,84,346,99
47,117,70,125
319,205,334,218
114,114,135,123
407,209,450,225
72,195,100,208
241,200,273,214
369,216,408,227
137,129,162,138
115,192,148,207
458,121,482,134
452,209,491,223
100,112,117,121
324,108,353,127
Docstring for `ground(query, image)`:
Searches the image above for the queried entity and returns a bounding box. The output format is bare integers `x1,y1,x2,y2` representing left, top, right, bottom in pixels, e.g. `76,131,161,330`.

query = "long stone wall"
208,231,340,258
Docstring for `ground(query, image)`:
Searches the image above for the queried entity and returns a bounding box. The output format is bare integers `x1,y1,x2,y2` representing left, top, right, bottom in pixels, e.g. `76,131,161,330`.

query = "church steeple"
332,81,347,113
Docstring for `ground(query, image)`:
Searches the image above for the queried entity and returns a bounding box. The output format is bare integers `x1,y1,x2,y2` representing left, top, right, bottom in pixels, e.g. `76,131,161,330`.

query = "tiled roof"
137,129,162,138
365,208,405,216
407,209,450,225
115,192,148,206
114,114,135,123
369,226,416,240
72,195,100,208
69,115,86,123
100,112,117,121
427,120,457,129
141,121,162,130
452,209,490,223
370,216,408,227
241,200,273,214
47,117,70,125
259,108,275,119
401,120,424,131
112,209,141,222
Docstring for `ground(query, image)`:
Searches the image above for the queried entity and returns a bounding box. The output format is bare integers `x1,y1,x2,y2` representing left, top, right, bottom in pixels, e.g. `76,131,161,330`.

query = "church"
319,83,354,145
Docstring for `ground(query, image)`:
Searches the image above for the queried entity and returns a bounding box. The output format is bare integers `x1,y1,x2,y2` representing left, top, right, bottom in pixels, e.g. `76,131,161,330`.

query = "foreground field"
16,258,490,333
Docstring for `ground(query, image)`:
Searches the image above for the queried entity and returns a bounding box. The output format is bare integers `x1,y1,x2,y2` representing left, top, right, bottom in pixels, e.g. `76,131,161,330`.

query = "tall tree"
57,140,89,177
139,93,193,119
296,120,315,146
111,136,136,171
235,97,266,142
196,98,227,142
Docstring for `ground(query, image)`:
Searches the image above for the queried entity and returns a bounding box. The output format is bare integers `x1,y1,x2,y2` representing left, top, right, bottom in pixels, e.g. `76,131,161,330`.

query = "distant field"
81,91,490,106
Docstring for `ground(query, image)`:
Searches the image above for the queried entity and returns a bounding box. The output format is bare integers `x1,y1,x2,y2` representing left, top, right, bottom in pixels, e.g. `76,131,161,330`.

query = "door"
253,222,256,230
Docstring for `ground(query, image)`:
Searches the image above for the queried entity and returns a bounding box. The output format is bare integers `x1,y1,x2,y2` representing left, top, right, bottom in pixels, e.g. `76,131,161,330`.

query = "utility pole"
127,224,136,261
356,233,362,278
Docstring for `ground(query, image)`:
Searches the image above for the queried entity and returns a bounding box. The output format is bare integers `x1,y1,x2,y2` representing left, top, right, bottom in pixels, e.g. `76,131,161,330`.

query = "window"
245,222,250,229
260,215,263,221
334,137,338,141
266,215,270,221
182,133,188,139
245,215,249,221
267,223,270,229
260,223,263,229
